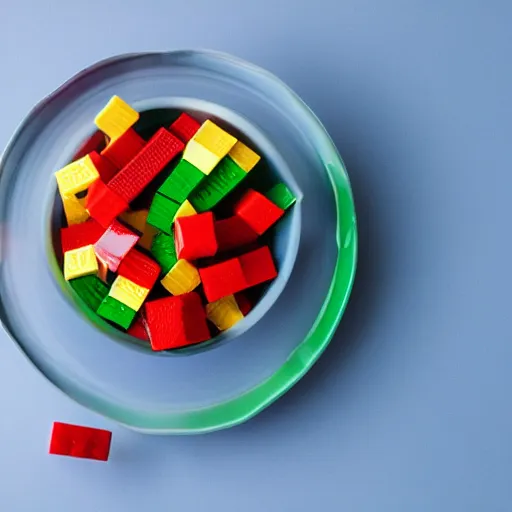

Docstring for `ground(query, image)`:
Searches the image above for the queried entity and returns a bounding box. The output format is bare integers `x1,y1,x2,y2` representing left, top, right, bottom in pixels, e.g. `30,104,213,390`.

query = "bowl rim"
0,49,358,434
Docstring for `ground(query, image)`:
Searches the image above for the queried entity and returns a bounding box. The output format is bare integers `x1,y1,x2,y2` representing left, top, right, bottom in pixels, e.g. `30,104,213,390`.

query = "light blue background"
1,1,511,510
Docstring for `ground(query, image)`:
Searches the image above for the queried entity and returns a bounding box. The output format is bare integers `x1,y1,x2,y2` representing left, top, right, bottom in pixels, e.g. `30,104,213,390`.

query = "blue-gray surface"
1,0,511,510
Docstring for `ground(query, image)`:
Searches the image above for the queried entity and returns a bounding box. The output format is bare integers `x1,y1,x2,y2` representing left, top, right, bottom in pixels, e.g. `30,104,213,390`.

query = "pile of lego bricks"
55,96,296,351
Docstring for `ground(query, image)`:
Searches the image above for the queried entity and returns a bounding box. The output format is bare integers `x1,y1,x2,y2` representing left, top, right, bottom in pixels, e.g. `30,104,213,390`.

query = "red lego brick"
234,189,285,235
238,246,277,288
174,212,218,261
108,128,184,203
127,315,149,341
117,248,160,289
215,216,258,253
101,128,146,169
169,113,201,143
49,422,112,461
144,293,210,351
72,131,107,160
94,220,140,272
234,292,252,316
89,150,118,182
60,219,104,254
86,179,130,228
199,257,248,302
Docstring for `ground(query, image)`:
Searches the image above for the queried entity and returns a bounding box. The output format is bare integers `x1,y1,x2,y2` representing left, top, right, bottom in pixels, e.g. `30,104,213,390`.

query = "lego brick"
97,295,137,329
173,200,197,222
89,150,118,182
234,292,252,316
160,259,201,296
62,193,90,226
238,246,277,287
61,219,105,254
192,120,237,159
119,209,157,251
109,275,150,311
169,113,201,143
94,95,139,141
144,293,210,351
64,245,99,281
146,193,180,234
151,232,178,274
55,155,99,196
49,422,112,461
94,220,139,272
174,212,218,261
234,189,285,235
199,257,247,302
101,128,146,168
86,179,130,228
228,141,261,172
265,183,296,210
117,248,160,289
158,159,205,203
68,275,109,311
206,295,244,331
189,157,247,212
127,315,149,341
182,139,222,175
214,216,258,253
73,130,107,160
108,128,184,203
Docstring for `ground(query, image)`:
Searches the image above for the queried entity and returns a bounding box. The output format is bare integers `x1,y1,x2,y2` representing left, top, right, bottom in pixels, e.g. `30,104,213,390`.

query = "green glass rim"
0,50,357,434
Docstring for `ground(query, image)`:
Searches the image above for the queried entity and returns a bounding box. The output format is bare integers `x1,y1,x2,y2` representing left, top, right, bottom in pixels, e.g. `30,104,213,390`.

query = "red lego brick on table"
215,216,258,253
49,422,112,461
144,293,210,351
60,219,104,254
94,220,140,272
117,247,161,289
174,212,218,261
238,246,277,288
234,189,285,235
89,150,118,183
127,315,149,341
86,179,130,228
101,128,146,169
199,257,248,302
169,113,201,143
108,128,184,203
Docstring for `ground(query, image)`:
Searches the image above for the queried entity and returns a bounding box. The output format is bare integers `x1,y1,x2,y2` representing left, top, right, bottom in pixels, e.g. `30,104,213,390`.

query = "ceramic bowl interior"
50,104,302,354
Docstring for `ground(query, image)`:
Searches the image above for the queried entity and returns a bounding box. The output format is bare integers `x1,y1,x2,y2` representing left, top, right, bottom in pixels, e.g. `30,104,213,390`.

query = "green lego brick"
146,193,180,234
265,183,296,210
189,157,246,212
69,275,109,311
151,231,178,275
97,295,137,330
158,159,205,203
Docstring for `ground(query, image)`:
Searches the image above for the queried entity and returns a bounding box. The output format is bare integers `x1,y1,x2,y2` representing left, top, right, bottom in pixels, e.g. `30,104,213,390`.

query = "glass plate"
0,51,357,434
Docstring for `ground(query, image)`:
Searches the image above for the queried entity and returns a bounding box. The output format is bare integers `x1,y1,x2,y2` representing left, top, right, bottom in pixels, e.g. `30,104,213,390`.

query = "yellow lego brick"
206,295,244,331
94,95,139,141
119,209,157,251
183,139,221,175
109,275,150,311
193,120,237,159
228,141,261,173
160,259,200,296
173,200,197,222
55,155,99,196
64,245,98,281
62,193,90,225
